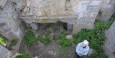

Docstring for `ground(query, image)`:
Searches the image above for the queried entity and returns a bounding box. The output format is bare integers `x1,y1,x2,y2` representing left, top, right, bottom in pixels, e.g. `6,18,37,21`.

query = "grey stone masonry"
0,0,24,55
99,0,115,21
104,22,115,58
0,0,7,9
0,45,11,58
21,0,108,34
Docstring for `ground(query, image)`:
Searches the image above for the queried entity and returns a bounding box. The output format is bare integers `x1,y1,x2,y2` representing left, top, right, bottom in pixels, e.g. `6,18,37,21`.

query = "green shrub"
0,36,7,46
108,17,115,27
37,35,51,45
89,51,108,58
11,39,18,46
46,28,55,40
58,34,72,47
24,30,37,46
94,20,109,30
113,52,115,55
16,52,30,58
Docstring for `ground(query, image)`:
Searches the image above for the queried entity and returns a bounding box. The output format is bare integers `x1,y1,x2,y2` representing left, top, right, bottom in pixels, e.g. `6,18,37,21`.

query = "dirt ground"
19,22,76,58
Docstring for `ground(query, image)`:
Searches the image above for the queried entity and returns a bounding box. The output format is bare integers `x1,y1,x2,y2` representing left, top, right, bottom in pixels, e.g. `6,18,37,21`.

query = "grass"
58,34,72,47
24,30,37,46
108,17,115,27
16,51,30,58
37,28,54,45
11,39,18,46
24,29,52,46
0,36,7,46
113,52,115,55
37,35,51,45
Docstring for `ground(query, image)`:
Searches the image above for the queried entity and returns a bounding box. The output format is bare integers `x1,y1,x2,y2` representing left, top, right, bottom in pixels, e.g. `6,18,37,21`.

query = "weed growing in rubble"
11,39,18,46
24,30,37,46
36,28,54,45
113,52,115,55
37,35,51,45
58,34,72,47
16,51,30,58
0,36,7,46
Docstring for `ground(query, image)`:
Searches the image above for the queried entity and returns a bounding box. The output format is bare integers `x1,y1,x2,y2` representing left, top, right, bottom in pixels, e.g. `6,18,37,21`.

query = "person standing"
75,40,89,58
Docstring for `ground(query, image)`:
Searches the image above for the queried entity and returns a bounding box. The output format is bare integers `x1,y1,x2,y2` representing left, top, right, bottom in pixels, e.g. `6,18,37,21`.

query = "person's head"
82,40,89,48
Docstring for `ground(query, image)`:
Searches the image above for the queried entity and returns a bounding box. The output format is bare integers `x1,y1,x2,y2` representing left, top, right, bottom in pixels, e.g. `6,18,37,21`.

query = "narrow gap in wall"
98,10,102,17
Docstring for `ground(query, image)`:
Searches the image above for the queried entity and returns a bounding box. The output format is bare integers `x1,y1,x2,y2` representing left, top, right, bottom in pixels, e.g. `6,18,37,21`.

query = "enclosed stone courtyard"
0,0,115,58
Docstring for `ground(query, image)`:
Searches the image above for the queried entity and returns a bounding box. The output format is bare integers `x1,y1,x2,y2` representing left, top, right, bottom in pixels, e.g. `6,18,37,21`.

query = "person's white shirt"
76,42,89,56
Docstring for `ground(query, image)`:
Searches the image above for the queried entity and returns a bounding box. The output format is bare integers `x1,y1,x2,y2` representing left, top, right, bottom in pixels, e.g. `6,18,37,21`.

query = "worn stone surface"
97,0,115,21
0,0,7,9
88,48,95,56
104,22,115,58
0,0,23,40
0,0,24,56
21,0,73,17
73,0,103,31
11,0,26,10
30,23,38,31
0,45,11,58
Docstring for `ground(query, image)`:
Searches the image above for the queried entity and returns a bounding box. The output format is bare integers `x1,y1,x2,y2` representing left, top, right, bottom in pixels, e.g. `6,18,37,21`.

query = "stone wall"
20,0,114,34
0,0,7,9
72,0,104,33
104,22,115,58
21,0,73,16
0,0,24,56
0,0,23,40
97,0,115,21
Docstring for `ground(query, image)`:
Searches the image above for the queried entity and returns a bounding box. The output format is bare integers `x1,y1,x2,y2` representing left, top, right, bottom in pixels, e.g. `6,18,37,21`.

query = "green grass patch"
16,51,30,58
0,36,7,46
108,17,115,25
11,39,18,46
113,52,115,55
24,30,37,46
58,34,72,47
37,35,51,45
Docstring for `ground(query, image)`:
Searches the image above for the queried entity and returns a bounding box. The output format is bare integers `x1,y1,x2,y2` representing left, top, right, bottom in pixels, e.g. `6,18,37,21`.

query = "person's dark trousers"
74,52,83,58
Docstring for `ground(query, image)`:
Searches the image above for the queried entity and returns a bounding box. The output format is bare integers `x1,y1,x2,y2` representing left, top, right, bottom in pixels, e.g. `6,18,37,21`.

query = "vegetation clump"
16,51,30,58
37,35,51,45
58,34,72,47
11,39,18,46
0,36,7,46
24,30,37,46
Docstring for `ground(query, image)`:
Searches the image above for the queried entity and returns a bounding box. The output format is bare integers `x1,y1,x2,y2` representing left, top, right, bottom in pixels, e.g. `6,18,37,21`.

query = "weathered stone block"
0,0,7,9
104,22,115,58
30,23,38,31
97,0,115,21
0,45,11,58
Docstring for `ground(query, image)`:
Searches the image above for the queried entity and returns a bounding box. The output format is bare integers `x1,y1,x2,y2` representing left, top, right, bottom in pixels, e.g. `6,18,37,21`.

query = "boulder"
0,45,11,58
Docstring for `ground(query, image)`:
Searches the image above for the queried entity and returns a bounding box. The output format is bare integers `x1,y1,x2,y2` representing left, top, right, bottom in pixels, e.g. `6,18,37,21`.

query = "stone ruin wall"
21,0,115,33
0,0,114,57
